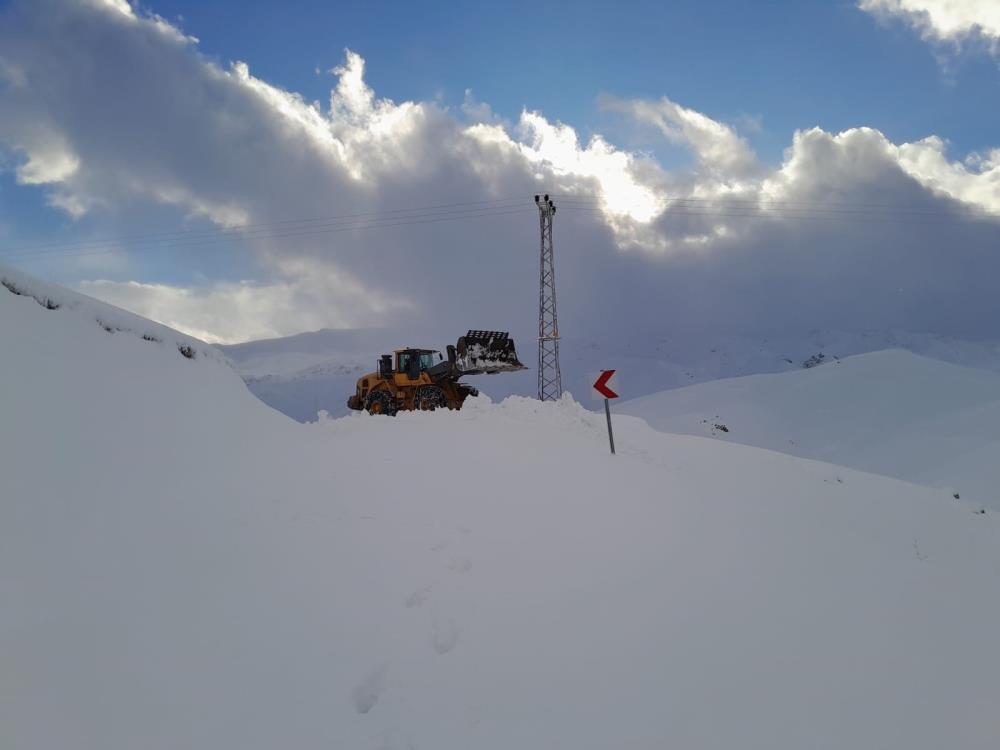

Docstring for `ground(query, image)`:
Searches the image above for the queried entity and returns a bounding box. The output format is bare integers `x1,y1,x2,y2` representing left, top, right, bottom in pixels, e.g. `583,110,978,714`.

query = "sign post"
603,397,616,455
592,369,619,455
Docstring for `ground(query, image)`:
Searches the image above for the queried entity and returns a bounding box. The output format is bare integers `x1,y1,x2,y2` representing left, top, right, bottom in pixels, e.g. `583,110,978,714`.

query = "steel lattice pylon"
535,194,562,401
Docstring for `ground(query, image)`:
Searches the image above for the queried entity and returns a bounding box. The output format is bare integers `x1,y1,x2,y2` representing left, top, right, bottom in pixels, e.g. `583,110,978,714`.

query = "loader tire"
365,390,396,416
415,385,447,411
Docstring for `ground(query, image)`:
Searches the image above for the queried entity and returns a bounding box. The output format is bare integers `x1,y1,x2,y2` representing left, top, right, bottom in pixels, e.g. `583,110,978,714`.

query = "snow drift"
619,349,1000,511
219,326,1000,422
2,266,999,750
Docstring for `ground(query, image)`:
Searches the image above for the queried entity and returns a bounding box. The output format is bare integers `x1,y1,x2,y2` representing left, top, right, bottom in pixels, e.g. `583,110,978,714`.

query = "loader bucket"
455,330,528,375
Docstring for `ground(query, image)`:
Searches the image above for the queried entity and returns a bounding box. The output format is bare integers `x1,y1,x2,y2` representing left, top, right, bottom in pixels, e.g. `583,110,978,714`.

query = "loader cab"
395,348,442,380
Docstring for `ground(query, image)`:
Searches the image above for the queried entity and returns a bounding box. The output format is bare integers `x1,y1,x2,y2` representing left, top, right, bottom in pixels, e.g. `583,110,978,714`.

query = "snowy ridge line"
244,360,368,384
0,263,221,364
446,391,990,523
216,326,1000,423
619,349,1000,512
1,277,61,310
460,393,958,494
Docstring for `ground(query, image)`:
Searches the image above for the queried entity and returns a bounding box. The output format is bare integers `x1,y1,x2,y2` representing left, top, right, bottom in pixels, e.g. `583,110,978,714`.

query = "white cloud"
2,0,1000,344
602,95,761,180
90,0,134,19
16,143,80,185
80,261,411,344
860,0,1000,52
460,89,500,125
898,137,1000,210
517,111,662,222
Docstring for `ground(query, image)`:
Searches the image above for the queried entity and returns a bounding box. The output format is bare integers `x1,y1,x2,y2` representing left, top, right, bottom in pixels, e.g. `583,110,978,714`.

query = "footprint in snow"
352,665,386,715
404,585,431,609
447,558,472,574
431,619,460,655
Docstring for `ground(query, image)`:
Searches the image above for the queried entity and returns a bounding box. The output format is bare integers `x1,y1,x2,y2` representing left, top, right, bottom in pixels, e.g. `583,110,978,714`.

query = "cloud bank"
1,0,999,345
859,0,1000,54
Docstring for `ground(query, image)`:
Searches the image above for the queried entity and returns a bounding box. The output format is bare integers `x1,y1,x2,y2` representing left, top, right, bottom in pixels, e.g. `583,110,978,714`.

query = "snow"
219,326,1000,422
3,266,1000,749
217,328,415,421
0,264,220,364
619,349,1000,511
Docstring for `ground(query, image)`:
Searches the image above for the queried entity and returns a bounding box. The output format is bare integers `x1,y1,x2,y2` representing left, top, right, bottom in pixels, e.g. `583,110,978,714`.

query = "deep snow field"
620,350,1000,512
220,324,1000,422
3,264,1000,749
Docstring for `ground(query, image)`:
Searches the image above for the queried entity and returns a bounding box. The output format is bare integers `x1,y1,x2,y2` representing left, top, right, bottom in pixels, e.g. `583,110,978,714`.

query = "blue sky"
142,0,1000,160
1,0,1000,343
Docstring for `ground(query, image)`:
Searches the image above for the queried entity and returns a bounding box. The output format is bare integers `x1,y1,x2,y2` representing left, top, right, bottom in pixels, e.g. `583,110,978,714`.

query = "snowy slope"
220,326,1000,422
3,268,1000,750
218,328,381,422
619,349,1000,512
0,266,219,364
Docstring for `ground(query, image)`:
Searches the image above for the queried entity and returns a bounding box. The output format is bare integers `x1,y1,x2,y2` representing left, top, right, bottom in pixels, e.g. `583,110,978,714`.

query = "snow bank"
3,270,1000,750
619,349,1000,511
221,326,1000,422
0,263,221,364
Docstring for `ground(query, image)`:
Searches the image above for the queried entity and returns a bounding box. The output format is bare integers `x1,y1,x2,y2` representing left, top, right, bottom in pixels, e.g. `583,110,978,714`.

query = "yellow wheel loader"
347,331,527,416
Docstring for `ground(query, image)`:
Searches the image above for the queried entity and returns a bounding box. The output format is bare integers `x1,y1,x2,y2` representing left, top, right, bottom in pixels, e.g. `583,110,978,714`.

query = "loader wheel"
365,390,396,416
415,385,447,411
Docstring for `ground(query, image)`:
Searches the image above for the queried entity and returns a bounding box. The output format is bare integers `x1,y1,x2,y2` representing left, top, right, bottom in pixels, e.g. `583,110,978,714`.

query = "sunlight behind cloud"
516,112,661,222
80,263,411,344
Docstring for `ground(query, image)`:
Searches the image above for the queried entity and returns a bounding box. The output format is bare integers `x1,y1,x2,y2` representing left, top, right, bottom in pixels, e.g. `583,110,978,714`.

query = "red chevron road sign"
593,370,619,399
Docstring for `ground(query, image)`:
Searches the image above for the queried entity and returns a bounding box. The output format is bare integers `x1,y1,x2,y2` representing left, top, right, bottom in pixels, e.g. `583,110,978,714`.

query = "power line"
2,197,529,255
14,193,995,257
549,193,995,217
552,195,998,222
555,205,998,227
0,203,535,263
3,193,997,265
552,189,1000,220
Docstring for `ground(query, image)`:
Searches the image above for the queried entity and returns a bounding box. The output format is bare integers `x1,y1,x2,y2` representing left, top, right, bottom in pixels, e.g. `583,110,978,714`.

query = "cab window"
397,353,411,373
419,352,436,370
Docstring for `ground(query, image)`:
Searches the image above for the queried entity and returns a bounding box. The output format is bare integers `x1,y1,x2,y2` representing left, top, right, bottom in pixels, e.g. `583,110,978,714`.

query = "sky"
1,0,999,344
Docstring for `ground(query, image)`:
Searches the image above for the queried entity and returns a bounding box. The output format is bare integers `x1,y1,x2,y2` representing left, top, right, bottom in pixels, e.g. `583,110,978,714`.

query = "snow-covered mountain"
618,349,1000,512
4,265,1000,749
220,326,1000,422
